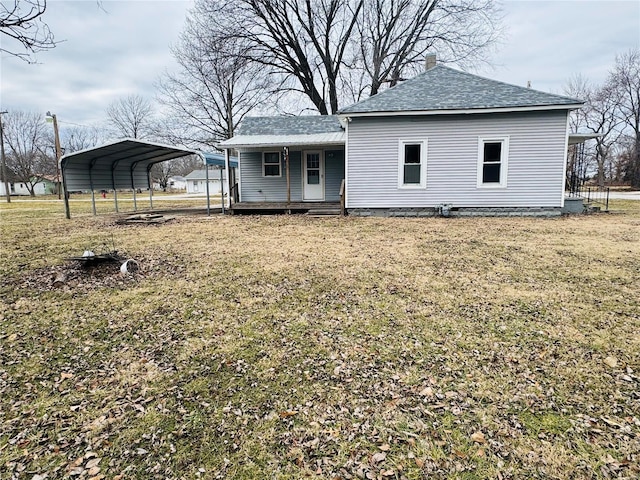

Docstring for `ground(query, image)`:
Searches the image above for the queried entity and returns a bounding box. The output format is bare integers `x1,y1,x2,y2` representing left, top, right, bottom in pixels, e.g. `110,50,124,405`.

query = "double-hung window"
477,137,509,188
398,140,427,188
263,152,281,177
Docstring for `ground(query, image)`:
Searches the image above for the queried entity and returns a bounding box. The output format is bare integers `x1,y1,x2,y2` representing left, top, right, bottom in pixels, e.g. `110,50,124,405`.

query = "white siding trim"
561,112,570,208
477,136,509,189
397,139,427,189
345,120,350,208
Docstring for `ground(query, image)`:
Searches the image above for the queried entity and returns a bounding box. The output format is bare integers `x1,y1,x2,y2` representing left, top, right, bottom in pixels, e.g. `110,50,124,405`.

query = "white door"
303,151,324,200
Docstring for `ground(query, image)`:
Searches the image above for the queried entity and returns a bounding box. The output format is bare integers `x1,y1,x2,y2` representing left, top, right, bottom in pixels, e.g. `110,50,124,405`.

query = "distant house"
219,60,586,216
168,176,187,191
0,171,52,196
185,168,229,195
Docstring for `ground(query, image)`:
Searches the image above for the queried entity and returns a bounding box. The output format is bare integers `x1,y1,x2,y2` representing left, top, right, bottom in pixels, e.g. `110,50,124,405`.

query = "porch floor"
230,201,340,215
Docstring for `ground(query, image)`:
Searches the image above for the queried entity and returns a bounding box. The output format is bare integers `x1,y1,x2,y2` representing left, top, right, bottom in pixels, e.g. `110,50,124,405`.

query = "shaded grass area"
0,201,639,479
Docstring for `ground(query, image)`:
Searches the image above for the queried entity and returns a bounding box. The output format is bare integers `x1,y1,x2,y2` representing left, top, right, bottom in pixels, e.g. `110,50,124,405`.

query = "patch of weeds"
519,411,572,437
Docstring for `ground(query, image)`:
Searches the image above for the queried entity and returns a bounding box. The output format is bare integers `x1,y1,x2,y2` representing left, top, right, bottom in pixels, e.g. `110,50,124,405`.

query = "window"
263,152,281,177
398,140,427,188
477,137,509,188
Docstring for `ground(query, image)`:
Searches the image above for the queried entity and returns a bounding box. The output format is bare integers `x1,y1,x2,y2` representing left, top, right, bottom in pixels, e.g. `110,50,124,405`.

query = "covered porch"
218,116,346,214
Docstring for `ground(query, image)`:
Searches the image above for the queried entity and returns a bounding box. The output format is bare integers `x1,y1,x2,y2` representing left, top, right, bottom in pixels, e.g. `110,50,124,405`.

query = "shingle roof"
237,115,343,135
339,65,582,114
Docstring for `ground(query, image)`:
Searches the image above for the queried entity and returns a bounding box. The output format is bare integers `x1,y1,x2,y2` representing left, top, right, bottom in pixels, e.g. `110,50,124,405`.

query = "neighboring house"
168,176,187,191
219,61,585,216
0,174,49,196
185,169,229,195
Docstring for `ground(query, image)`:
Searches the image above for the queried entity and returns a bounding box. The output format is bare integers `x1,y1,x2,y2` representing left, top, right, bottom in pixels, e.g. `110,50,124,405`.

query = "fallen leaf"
371,452,386,463
379,444,390,451
604,356,618,368
279,410,298,418
471,431,486,444
419,386,434,397
85,458,101,469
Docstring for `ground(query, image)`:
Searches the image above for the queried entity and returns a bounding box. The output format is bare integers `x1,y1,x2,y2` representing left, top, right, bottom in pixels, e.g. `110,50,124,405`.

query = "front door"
303,151,324,201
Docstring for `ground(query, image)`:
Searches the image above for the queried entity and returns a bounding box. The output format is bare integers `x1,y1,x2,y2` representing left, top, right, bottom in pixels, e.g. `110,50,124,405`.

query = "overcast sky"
1,0,638,132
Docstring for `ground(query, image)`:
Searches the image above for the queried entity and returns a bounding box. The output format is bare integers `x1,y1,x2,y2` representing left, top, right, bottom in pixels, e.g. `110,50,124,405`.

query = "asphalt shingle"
237,115,343,136
339,65,582,114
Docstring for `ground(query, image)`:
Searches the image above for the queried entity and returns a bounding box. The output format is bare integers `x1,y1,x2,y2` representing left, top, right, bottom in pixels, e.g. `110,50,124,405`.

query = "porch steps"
305,207,342,217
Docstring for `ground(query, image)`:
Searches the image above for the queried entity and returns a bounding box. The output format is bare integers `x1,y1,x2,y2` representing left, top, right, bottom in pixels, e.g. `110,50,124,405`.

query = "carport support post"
111,163,119,213
133,188,137,211
205,161,211,216
61,169,71,219
91,189,96,216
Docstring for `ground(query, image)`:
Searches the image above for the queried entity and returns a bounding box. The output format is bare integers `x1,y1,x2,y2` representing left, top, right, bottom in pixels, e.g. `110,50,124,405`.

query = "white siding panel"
347,111,569,208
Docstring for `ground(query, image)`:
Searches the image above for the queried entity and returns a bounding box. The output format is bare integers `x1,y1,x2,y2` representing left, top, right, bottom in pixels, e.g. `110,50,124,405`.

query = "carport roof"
61,139,236,191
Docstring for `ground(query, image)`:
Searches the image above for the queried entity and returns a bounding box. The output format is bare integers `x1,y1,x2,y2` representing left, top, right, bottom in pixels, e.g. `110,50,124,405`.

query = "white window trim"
262,151,282,178
477,136,509,188
397,139,427,189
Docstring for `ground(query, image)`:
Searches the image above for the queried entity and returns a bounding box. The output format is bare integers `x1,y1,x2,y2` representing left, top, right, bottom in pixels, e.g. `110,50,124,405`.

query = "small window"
477,137,509,188
263,152,281,177
398,140,427,188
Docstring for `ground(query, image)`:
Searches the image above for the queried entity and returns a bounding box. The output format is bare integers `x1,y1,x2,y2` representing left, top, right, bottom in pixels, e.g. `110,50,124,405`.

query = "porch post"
219,166,225,215
285,146,290,205
224,149,231,211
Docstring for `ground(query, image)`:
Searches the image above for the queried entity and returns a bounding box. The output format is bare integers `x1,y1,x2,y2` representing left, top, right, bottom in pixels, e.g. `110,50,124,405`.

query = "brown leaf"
371,452,386,463
471,431,486,444
604,356,618,368
85,458,101,469
419,386,434,397
279,410,298,418
379,444,390,451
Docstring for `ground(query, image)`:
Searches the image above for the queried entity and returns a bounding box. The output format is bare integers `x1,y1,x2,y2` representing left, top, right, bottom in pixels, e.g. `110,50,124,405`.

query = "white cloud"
1,0,638,133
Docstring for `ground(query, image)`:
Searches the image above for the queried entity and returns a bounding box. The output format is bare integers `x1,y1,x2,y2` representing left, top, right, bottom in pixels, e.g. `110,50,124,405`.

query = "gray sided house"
219,64,584,216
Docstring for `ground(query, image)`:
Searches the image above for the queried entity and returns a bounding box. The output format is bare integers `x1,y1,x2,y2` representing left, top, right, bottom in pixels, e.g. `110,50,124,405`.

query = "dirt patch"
4,250,187,293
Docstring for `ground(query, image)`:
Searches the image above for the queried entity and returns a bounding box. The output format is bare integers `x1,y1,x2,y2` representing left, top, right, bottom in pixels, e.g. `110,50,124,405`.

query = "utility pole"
0,111,11,203
46,111,63,199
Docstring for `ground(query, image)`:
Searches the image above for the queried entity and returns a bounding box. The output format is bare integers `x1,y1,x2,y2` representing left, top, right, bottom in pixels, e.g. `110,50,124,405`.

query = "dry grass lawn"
0,199,639,479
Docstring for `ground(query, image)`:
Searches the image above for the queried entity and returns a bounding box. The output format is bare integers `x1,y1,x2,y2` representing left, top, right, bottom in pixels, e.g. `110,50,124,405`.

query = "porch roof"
218,131,345,150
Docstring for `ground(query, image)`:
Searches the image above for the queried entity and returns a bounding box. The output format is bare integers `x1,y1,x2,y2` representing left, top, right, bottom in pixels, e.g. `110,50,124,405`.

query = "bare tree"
359,0,501,96
106,94,156,140
0,0,56,62
2,111,53,196
158,12,273,148
190,0,501,115
609,49,640,188
565,74,621,187
61,125,103,154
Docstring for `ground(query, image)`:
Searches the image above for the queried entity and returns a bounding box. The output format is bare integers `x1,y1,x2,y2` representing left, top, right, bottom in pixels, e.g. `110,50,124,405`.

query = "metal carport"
60,138,237,218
